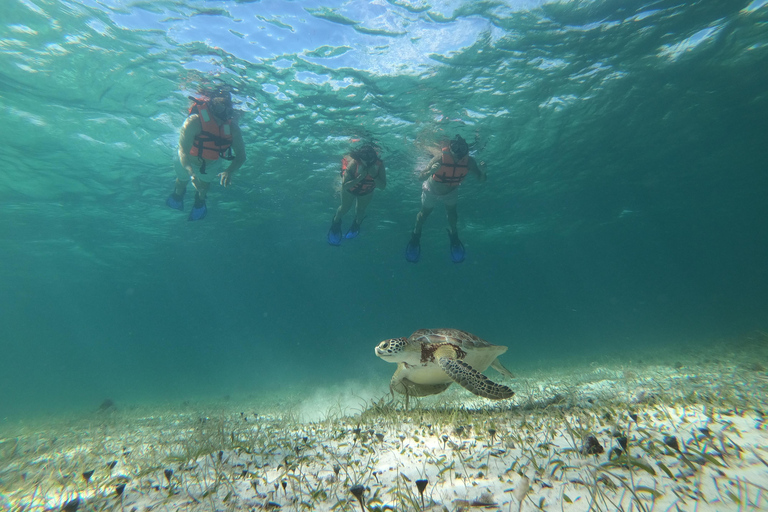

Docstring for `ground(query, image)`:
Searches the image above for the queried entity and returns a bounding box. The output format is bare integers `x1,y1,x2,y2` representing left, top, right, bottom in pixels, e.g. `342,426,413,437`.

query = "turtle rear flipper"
438,357,514,400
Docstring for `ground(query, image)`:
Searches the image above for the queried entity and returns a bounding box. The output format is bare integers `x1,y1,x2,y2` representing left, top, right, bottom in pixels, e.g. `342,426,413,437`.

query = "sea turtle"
375,328,515,404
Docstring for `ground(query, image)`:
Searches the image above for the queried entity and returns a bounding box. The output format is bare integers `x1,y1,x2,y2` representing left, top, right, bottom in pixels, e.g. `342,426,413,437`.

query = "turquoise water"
1,0,766,419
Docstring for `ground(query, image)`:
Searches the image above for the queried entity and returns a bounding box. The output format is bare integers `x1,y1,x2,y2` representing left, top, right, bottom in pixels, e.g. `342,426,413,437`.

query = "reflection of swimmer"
405,135,486,263
165,89,246,221
327,145,387,245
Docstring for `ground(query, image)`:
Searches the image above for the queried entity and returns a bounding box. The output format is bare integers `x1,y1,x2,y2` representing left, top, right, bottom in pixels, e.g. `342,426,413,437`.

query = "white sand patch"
293,380,388,422
1,356,767,512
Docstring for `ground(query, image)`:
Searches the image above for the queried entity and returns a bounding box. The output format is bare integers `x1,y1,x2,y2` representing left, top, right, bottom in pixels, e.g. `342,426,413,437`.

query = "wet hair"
450,135,469,159
351,145,378,165
210,89,232,103
200,84,231,100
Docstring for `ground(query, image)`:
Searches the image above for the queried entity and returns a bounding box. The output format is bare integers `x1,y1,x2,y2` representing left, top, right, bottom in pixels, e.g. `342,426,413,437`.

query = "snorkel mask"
357,145,378,166
450,135,469,159
209,90,233,119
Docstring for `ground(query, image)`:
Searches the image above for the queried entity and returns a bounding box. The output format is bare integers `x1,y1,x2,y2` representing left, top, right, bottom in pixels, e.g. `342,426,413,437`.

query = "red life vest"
188,99,234,162
432,149,469,187
341,156,382,196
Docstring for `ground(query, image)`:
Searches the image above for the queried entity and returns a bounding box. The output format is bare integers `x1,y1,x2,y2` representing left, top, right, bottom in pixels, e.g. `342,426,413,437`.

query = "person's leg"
329,189,353,245
333,189,355,223
414,181,436,235
406,182,437,262
406,205,432,263
353,193,374,224
445,203,464,263
166,178,188,210
188,180,210,221
413,206,433,235
406,207,429,262
345,193,373,239
167,157,190,210
446,203,458,236
194,181,211,203
173,178,188,197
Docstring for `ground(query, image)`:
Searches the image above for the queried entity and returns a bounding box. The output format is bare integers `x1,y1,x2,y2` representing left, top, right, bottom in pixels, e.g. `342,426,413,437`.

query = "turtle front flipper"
438,357,514,400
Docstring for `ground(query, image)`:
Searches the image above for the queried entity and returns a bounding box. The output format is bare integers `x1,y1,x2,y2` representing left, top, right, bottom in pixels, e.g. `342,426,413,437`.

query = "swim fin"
405,232,421,263
345,218,362,239
328,219,342,246
188,195,207,221
165,192,184,211
448,229,465,263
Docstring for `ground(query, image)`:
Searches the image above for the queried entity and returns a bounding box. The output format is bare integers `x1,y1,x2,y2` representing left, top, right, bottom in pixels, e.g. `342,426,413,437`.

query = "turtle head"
375,337,411,363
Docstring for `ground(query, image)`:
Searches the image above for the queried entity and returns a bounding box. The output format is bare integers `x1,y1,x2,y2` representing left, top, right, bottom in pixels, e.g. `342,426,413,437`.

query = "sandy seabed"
2,342,768,512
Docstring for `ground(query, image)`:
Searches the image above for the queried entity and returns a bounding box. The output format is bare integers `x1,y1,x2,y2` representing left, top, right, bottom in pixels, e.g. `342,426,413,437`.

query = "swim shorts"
174,155,223,184
421,179,459,209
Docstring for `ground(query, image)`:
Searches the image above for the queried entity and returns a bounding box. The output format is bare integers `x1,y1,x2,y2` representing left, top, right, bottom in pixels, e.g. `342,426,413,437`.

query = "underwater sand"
2,341,767,512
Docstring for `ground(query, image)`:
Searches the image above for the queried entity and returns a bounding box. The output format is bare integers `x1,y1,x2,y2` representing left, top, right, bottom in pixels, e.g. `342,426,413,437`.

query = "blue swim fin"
328,219,342,246
345,219,362,239
188,197,207,221
405,232,421,263
166,192,184,211
448,229,465,263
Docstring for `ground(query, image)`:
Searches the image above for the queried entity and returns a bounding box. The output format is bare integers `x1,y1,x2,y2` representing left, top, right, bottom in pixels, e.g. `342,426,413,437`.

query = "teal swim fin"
328,219,342,245
405,232,421,263
448,229,465,263
188,194,207,221
345,218,362,239
166,192,184,211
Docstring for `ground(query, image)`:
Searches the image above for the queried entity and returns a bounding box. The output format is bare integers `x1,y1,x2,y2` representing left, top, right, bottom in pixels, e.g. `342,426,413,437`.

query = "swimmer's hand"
419,160,440,181
219,171,232,187
478,160,487,182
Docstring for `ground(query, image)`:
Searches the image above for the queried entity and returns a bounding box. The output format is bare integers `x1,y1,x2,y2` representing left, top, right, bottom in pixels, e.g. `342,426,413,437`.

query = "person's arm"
219,122,246,187
178,115,202,178
418,155,441,181
469,157,487,182
341,156,368,192
372,161,386,190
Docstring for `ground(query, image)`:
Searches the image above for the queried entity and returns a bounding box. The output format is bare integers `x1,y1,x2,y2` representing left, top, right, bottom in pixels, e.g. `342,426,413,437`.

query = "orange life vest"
341,156,382,196
189,99,234,162
432,149,469,187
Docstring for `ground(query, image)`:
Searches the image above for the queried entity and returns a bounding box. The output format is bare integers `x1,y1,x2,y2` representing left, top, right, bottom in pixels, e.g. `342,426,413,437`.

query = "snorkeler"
166,88,246,221
328,145,387,245
405,135,486,263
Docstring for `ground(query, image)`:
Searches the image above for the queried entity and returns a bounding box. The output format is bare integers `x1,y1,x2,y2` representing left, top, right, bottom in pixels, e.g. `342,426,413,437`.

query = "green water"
1,0,767,419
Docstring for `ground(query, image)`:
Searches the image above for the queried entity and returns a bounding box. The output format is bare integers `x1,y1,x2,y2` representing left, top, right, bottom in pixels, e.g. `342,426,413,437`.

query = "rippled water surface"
1,0,767,417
